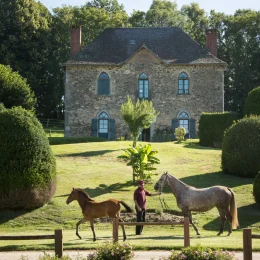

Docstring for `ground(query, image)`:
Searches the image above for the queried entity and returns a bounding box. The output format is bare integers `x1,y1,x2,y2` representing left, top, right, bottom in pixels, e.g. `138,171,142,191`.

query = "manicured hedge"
244,86,260,116
222,116,260,177
49,136,106,145
253,172,260,204
199,112,239,147
0,107,56,209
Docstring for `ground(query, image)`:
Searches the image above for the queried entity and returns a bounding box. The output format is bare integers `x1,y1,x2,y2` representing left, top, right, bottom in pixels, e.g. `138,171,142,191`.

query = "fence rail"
243,228,260,260
113,217,190,247
0,229,63,258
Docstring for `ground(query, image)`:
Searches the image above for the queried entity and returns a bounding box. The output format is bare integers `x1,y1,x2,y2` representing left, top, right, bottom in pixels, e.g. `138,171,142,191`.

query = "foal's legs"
118,217,127,241
184,211,200,235
76,217,87,239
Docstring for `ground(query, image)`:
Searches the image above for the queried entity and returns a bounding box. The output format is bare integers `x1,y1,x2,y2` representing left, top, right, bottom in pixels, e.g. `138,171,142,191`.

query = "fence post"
113,218,119,243
243,228,252,260
184,217,190,247
55,229,63,258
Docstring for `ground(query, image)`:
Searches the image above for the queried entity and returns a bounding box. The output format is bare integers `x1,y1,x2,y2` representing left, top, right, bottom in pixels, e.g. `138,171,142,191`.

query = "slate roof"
65,27,226,66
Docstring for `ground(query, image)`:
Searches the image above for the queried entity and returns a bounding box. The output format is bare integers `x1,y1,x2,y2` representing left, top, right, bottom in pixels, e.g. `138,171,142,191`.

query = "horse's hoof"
227,232,231,236
196,232,200,236
93,238,96,242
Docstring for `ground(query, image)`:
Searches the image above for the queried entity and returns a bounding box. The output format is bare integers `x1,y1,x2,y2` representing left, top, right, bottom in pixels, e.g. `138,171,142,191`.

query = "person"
133,180,161,235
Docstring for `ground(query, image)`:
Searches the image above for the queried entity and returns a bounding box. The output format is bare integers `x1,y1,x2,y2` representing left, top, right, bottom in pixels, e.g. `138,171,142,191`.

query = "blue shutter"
98,79,110,95
109,119,115,140
189,119,196,138
172,119,179,140
91,119,98,137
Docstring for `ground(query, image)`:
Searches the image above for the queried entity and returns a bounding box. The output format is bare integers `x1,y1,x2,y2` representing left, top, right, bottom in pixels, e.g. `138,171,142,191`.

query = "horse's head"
66,188,77,204
154,172,168,192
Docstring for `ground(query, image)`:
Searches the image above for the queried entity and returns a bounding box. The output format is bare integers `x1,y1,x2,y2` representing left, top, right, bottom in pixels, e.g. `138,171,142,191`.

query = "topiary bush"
253,172,260,204
222,116,260,177
244,86,260,116
0,107,56,209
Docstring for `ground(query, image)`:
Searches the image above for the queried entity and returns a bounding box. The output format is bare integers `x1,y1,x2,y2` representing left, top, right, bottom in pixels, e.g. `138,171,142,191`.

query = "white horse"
154,172,239,236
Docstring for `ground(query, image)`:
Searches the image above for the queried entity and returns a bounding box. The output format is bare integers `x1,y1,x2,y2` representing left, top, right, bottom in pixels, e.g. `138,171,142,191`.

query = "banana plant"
118,144,160,183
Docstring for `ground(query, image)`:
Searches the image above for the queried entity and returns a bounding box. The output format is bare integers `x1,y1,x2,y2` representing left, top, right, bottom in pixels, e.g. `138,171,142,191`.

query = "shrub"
199,112,239,147
118,144,160,182
222,116,260,177
87,241,134,260
164,246,236,260
174,127,186,142
0,107,56,209
48,136,106,145
0,64,36,110
253,172,260,204
152,125,172,142
244,86,260,116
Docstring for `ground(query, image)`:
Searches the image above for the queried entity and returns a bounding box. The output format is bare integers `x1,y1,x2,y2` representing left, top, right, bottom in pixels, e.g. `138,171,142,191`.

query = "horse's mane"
75,188,95,201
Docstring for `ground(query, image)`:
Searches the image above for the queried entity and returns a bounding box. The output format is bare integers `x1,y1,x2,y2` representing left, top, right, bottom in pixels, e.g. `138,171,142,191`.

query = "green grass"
0,140,260,251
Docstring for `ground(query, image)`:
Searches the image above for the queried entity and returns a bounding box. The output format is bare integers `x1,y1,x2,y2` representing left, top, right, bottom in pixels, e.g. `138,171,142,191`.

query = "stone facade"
65,46,224,140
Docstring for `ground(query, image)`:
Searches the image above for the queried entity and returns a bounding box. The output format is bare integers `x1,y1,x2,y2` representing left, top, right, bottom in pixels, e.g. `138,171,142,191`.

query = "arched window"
98,72,110,95
98,112,109,139
138,72,149,100
178,72,189,94
178,111,189,134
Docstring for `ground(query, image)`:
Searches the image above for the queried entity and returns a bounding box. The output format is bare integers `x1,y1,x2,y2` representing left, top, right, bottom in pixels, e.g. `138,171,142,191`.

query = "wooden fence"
243,228,260,260
0,229,63,258
113,216,190,247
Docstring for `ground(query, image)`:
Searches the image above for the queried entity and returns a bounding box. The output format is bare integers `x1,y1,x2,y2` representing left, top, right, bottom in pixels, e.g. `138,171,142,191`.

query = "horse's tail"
119,201,133,213
228,188,239,229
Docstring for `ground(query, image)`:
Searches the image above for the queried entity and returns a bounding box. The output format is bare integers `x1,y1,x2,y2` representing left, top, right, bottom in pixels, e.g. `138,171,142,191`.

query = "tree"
128,10,148,27
118,144,160,183
121,97,159,147
0,0,64,118
0,64,36,110
145,0,185,28
213,10,260,113
181,3,209,45
53,0,128,47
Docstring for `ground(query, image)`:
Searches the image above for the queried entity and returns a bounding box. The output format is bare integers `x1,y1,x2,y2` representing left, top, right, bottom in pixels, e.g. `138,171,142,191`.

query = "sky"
39,0,260,15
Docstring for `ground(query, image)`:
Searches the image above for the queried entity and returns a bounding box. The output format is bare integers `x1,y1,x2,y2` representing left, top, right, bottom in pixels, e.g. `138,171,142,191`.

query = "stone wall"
65,49,224,139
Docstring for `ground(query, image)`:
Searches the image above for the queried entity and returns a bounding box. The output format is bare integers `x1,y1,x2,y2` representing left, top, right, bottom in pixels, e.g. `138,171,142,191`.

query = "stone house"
64,27,226,141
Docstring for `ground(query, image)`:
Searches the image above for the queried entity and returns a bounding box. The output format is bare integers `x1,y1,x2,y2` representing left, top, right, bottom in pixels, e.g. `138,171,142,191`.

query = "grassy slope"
0,140,260,251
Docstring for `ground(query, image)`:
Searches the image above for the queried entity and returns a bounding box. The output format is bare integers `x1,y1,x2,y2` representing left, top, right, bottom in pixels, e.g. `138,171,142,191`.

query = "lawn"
0,140,260,251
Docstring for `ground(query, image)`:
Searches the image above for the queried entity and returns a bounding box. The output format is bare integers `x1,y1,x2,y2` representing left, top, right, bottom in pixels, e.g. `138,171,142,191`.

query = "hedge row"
199,112,239,148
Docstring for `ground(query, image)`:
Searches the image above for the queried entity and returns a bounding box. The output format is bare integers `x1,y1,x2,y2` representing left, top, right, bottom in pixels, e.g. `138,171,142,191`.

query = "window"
98,72,110,95
138,73,149,100
178,72,189,94
178,111,189,134
98,112,109,139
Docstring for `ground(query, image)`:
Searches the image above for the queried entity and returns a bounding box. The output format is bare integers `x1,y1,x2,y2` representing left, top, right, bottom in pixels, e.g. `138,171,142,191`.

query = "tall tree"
145,0,185,27
213,10,260,113
53,0,128,47
181,3,209,45
0,0,64,118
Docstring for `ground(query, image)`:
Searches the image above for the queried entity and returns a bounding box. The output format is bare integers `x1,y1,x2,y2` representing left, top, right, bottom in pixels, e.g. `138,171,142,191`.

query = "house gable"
124,45,164,65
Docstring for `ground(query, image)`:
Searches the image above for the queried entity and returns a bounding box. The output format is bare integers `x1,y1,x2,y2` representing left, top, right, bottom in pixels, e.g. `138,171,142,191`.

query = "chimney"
206,29,217,57
70,26,81,57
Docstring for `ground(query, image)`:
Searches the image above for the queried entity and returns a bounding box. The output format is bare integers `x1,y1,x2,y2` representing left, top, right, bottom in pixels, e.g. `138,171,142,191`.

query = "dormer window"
129,40,136,45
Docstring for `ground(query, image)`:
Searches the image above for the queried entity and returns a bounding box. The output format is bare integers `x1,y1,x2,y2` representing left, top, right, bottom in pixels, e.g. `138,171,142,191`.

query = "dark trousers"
136,209,146,235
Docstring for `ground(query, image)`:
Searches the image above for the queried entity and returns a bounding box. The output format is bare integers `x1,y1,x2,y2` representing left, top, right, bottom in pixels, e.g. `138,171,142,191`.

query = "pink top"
134,187,151,209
